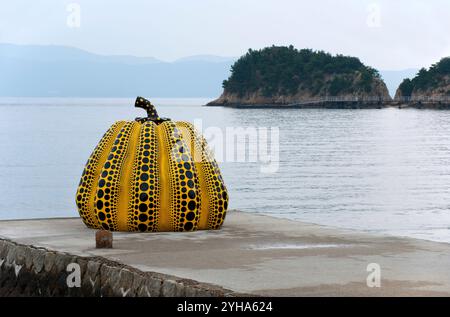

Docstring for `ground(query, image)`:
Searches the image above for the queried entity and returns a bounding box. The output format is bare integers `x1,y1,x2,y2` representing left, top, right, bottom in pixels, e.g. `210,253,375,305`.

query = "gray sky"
0,0,448,70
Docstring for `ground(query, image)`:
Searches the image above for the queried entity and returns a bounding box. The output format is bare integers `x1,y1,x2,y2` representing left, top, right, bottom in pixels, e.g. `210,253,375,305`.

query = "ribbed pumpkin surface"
76,99,228,232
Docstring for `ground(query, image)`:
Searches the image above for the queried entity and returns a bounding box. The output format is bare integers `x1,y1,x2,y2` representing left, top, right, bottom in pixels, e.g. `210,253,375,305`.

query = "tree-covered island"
207,46,391,107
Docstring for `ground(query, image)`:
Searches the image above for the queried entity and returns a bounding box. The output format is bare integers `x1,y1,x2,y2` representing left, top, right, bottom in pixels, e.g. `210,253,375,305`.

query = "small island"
207,46,391,108
395,57,450,108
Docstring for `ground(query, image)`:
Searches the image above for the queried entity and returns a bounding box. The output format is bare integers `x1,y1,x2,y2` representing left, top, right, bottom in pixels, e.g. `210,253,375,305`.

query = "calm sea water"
1,98,450,243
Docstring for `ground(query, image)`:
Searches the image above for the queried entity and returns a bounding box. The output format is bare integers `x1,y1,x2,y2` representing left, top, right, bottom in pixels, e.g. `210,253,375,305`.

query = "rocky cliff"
209,76,391,106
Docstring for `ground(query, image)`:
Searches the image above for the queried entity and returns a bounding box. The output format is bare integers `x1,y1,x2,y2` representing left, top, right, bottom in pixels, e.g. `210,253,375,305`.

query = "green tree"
222,46,380,97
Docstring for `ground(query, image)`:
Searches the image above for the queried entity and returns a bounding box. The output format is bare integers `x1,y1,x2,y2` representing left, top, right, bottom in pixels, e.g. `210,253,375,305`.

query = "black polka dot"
184,222,193,231
139,193,148,202
186,212,195,221
188,201,196,211
138,224,148,232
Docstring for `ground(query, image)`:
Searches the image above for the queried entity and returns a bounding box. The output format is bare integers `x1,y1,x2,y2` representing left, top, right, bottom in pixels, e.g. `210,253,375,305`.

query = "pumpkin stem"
135,96,159,119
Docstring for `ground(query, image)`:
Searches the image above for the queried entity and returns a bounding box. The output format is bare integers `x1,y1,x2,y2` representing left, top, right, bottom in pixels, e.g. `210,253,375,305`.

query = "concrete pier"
1,211,450,296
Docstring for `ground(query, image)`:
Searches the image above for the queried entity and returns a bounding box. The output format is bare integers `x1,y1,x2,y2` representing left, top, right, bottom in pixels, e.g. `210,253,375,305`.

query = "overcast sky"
0,0,448,70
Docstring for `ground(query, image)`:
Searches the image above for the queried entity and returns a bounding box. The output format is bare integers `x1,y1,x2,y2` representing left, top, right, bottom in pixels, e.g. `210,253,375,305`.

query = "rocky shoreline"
206,99,450,109
206,101,387,109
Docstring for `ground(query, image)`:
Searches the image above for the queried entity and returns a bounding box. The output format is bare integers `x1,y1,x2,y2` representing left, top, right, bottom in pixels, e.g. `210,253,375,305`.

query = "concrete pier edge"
0,238,246,297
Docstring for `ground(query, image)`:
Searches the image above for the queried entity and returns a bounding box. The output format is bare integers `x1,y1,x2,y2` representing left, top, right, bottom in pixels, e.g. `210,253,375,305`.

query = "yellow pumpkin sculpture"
76,97,228,232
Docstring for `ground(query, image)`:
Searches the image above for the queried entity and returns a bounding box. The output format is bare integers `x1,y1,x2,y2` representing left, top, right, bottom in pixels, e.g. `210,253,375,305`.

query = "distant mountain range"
0,44,235,98
0,43,416,98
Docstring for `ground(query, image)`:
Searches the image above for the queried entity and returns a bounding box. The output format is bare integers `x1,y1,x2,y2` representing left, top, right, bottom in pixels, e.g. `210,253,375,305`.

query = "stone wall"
0,239,238,297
